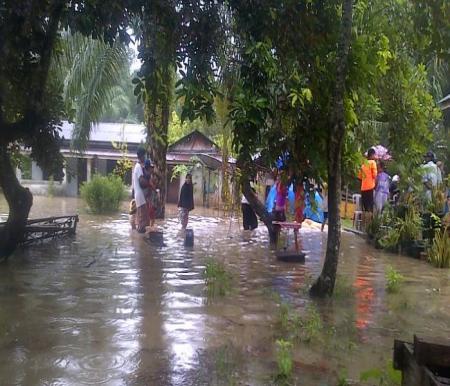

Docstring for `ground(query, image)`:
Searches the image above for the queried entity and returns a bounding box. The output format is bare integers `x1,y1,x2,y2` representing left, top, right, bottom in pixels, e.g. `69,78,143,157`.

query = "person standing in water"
132,147,149,233
178,173,194,230
358,148,377,228
374,160,390,213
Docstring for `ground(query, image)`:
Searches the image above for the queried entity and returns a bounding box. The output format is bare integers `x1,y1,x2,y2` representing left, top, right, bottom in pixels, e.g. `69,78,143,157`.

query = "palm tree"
52,32,131,149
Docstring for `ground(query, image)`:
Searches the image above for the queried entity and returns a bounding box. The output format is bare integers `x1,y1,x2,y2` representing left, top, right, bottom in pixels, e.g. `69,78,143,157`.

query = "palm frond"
53,32,130,150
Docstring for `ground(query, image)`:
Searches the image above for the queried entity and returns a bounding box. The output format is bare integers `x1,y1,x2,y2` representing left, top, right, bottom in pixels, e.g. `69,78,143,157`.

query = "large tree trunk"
145,104,169,219
310,0,353,297
0,146,33,259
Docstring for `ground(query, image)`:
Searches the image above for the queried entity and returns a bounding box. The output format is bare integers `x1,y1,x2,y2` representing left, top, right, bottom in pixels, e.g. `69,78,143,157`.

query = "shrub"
428,227,450,268
80,174,125,214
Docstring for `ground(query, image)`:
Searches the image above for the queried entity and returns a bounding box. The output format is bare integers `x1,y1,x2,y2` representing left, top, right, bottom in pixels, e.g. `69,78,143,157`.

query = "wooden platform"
21,215,79,245
144,230,165,246
0,215,79,246
394,335,450,385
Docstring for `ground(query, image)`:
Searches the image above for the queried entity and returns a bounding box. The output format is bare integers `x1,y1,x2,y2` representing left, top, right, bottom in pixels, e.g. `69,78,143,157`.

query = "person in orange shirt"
358,148,377,218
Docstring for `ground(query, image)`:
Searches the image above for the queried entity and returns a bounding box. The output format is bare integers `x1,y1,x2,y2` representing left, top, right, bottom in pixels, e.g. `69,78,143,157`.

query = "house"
166,130,227,207
19,121,233,208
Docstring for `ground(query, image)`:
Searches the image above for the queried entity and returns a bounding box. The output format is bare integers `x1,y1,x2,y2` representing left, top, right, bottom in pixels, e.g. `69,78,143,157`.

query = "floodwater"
0,196,449,385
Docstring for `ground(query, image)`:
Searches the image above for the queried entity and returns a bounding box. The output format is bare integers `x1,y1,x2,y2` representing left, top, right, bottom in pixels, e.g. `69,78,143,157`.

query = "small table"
273,221,303,252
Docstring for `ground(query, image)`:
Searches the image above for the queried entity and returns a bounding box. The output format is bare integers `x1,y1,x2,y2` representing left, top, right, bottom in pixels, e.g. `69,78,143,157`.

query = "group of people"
358,147,447,218
129,147,195,233
241,169,329,233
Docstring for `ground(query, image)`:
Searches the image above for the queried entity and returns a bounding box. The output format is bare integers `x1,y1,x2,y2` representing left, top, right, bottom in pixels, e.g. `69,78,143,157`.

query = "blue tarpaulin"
265,184,324,224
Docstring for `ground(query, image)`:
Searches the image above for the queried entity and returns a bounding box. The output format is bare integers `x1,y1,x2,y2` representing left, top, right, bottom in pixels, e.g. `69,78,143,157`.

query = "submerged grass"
333,276,355,299
204,258,233,298
275,339,293,381
360,360,401,386
276,302,323,343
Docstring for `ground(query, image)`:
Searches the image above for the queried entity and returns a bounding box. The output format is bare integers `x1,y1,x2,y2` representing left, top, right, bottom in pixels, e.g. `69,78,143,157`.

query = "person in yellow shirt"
358,148,377,228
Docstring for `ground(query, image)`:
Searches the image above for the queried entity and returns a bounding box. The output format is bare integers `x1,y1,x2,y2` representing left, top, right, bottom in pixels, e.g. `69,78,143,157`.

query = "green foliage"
333,277,355,299
112,137,134,181
360,360,401,386
54,32,131,150
203,259,233,298
277,302,323,343
80,174,126,214
385,266,404,293
377,203,421,249
171,165,189,182
427,227,450,268
275,339,293,380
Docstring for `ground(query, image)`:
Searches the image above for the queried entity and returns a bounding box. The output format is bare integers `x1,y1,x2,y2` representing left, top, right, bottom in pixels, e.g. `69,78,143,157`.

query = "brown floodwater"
0,195,449,385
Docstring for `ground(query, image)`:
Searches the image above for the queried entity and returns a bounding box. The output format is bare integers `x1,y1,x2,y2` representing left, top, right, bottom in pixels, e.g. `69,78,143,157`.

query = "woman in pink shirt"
274,173,288,222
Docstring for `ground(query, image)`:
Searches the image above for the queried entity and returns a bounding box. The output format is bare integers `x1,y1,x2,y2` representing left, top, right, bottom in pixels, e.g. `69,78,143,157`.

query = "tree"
0,1,135,259
133,0,223,218
54,32,131,149
309,0,353,297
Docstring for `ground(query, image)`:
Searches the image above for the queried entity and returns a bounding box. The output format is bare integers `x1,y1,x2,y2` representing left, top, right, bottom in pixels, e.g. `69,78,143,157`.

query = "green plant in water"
366,213,382,239
213,343,238,386
333,276,354,299
275,339,293,380
301,305,323,342
385,266,404,293
360,360,401,386
427,227,450,268
80,174,125,213
278,302,291,331
204,259,233,297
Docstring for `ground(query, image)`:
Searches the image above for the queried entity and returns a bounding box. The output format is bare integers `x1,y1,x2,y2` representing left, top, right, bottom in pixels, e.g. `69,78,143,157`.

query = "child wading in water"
178,173,194,230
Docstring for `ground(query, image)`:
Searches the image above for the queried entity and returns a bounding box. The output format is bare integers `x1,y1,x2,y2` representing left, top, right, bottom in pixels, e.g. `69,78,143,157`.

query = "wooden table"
273,221,303,252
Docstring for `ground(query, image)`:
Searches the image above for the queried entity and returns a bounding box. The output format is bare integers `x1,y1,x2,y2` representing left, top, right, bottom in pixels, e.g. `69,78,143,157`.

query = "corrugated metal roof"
168,130,219,154
61,121,146,144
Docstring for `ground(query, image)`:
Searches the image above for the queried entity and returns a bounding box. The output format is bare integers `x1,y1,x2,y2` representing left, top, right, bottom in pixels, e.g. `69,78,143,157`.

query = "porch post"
86,158,92,182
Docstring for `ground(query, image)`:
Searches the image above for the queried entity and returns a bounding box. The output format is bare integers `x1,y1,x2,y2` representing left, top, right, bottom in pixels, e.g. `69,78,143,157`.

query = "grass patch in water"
204,258,233,298
276,302,323,343
213,343,239,385
275,339,293,381
333,276,355,299
385,266,404,293
360,360,401,386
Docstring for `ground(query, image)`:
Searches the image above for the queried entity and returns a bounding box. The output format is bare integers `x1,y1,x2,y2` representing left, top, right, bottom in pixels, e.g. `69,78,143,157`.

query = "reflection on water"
0,196,449,385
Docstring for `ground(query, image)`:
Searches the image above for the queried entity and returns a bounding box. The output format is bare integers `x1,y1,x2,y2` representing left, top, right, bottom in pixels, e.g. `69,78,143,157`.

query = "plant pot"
386,244,399,254
421,212,432,228
401,240,426,259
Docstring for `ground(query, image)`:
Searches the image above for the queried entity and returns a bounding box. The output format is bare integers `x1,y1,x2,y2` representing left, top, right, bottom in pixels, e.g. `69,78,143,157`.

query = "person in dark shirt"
178,173,194,230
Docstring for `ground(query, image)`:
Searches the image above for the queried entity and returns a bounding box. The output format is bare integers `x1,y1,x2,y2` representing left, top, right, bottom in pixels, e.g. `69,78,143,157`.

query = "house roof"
168,130,219,154
60,121,146,144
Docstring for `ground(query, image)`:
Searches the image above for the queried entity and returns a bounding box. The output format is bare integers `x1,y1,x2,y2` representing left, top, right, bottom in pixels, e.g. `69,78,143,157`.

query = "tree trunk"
238,157,277,243
145,104,168,219
310,0,353,297
0,146,33,259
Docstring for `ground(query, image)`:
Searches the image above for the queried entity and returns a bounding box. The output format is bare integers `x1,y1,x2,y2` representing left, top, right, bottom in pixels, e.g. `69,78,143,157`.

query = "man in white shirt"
132,147,148,232
421,151,438,202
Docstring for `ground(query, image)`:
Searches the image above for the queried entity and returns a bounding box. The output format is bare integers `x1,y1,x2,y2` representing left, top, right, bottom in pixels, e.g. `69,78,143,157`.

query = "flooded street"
0,196,449,385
